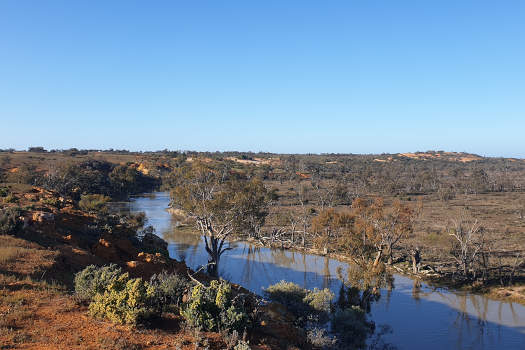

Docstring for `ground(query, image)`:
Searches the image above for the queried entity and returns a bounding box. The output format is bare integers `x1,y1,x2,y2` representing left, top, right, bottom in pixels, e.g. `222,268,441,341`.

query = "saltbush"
41,197,61,208
264,281,333,324
264,281,377,348
78,194,111,213
88,273,156,325
181,279,249,333
0,187,9,197
149,271,189,312
0,207,22,235
74,264,122,301
3,193,18,203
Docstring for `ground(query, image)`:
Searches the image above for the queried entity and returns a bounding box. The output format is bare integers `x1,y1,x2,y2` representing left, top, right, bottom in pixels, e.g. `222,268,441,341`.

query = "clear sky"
0,1,524,157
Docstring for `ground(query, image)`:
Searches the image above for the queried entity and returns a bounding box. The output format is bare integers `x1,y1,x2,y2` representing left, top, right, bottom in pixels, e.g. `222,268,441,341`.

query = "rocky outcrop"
32,211,55,223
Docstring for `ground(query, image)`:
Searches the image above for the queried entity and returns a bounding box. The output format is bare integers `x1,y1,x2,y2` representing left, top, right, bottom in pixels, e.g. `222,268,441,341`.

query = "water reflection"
113,192,525,350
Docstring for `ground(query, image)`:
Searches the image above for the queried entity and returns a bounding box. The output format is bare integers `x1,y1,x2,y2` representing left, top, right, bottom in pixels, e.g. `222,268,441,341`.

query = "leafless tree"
448,211,484,278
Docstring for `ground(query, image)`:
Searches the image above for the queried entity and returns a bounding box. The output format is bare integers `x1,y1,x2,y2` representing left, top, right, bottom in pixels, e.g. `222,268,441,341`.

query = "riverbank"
0,186,310,350
167,188,525,306
232,235,525,306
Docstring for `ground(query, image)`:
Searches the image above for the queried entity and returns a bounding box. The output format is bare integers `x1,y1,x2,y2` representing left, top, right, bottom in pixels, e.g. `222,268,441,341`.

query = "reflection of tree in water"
336,263,391,312
423,288,523,349
237,244,294,287
163,227,202,246
412,279,422,303
451,304,489,349
333,263,398,349
240,245,263,285
270,248,296,267
162,226,202,262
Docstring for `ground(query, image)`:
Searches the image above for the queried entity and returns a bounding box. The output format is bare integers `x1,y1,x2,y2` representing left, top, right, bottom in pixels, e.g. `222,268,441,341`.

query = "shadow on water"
112,192,525,350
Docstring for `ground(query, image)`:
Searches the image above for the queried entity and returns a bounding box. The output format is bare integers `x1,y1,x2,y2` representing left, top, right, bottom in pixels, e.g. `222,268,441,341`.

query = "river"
111,192,525,350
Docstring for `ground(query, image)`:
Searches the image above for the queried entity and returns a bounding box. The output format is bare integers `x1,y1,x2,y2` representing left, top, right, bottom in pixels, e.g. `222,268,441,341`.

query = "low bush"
181,279,249,333
265,281,377,349
78,194,111,213
88,273,156,325
41,197,61,208
0,187,9,197
264,281,333,324
74,264,122,301
0,207,22,235
3,193,18,203
149,271,189,312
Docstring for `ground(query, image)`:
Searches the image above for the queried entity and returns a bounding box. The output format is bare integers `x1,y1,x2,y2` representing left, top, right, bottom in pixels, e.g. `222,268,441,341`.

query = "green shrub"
78,194,111,213
264,281,306,310
264,281,333,324
88,273,156,325
74,264,122,301
41,197,60,208
303,287,333,315
0,187,9,197
181,279,249,333
0,207,22,235
149,271,189,312
3,193,18,203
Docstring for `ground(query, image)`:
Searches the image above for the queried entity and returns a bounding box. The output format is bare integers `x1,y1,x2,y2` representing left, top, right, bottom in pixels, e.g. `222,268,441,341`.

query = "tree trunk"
204,236,222,277
373,248,383,267
387,244,393,265
411,248,421,273
463,260,468,278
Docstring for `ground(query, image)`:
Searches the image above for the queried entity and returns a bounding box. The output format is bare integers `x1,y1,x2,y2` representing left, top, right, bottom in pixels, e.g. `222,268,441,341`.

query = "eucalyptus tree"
170,161,268,276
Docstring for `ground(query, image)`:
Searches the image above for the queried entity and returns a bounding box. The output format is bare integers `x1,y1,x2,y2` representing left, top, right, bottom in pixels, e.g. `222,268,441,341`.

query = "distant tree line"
3,159,159,200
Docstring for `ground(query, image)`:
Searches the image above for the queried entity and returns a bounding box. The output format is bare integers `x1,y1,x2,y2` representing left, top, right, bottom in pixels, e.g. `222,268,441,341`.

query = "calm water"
112,192,525,350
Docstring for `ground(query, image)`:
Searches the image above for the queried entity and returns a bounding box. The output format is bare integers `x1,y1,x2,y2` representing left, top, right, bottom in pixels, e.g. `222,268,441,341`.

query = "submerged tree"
170,161,268,276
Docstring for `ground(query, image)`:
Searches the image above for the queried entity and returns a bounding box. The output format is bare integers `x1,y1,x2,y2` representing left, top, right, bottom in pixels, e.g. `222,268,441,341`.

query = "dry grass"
0,246,29,264
0,235,41,265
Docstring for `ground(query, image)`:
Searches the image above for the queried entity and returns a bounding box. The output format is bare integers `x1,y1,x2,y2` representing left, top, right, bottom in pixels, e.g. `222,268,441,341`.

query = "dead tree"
448,212,484,278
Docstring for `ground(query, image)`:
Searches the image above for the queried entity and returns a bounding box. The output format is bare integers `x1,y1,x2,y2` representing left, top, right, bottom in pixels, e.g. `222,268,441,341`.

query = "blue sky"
0,1,524,157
